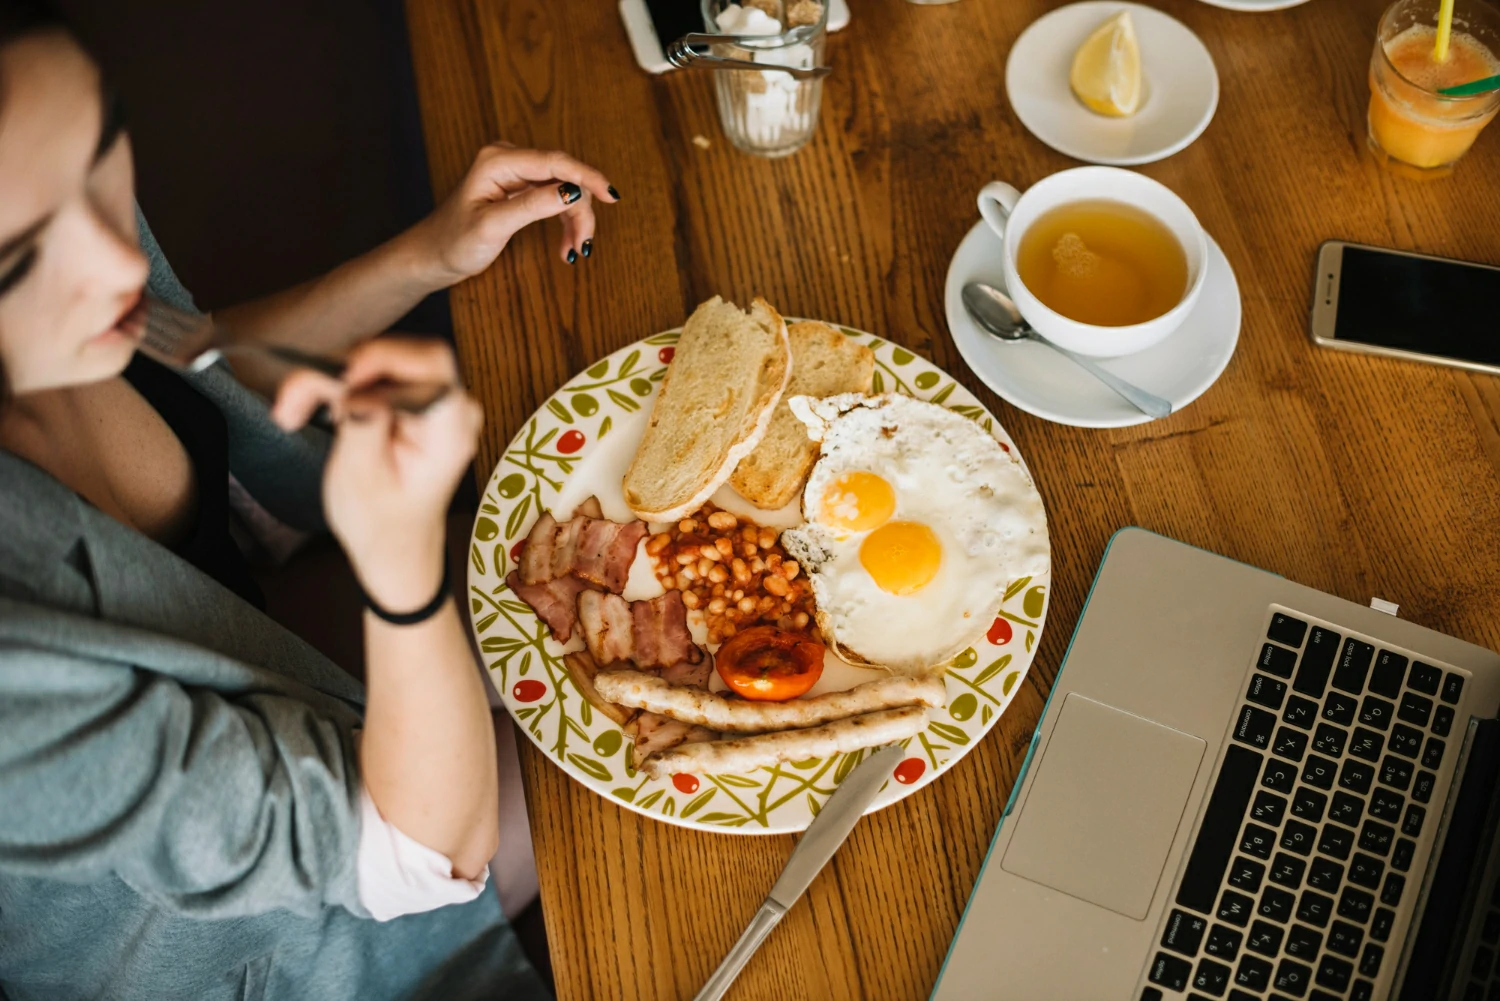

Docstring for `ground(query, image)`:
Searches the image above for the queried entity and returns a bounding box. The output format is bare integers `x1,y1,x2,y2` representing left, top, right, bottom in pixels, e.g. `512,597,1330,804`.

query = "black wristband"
359,561,451,625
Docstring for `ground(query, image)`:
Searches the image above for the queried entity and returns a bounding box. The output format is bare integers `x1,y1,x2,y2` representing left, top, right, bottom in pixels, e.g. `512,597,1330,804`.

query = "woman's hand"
414,143,619,283
271,338,483,611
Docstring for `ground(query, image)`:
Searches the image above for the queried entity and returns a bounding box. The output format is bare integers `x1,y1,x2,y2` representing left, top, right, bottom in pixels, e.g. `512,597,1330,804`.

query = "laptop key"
1242,824,1276,860
1391,839,1415,873
1206,923,1243,960
1150,952,1193,991
1359,820,1394,856
1397,692,1432,727
1259,643,1298,679
1328,920,1364,957
1252,791,1287,826
1349,727,1384,762
1263,759,1297,795
1381,873,1405,907
1162,908,1208,956
1219,890,1254,927
1338,759,1375,795
1302,755,1337,791
1369,787,1403,822
1297,891,1334,927
1379,756,1413,791
1358,696,1394,731
1140,989,1163,1001
1413,770,1435,804
1389,724,1423,758
1483,910,1500,944
1234,705,1276,749
1178,745,1262,914
1339,887,1374,923
1270,852,1306,888
1235,954,1272,992
1422,738,1444,770
1308,857,1343,892
1369,651,1407,699
1281,821,1317,857
1268,614,1308,648
1274,957,1313,996
1194,958,1232,997
1328,791,1364,826
1360,943,1383,977
1316,955,1352,992
1285,923,1322,959
1229,856,1266,892
1407,661,1441,695
1283,695,1319,730
1318,824,1354,860
1248,674,1288,711
1402,804,1425,837
1227,992,1258,1001
1371,908,1395,942
1322,693,1358,727
1246,920,1283,957
1352,980,1374,1001
1332,639,1374,693
1291,787,1326,822
1259,886,1296,923
1475,946,1495,978
1441,672,1464,704
1312,723,1347,757
1432,705,1454,738
1272,728,1308,762
1349,853,1385,889
1294,628,1340,698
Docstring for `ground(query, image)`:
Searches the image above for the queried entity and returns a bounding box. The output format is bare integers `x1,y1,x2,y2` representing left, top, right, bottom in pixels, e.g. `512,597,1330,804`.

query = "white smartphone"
1310,240,1500,377
619,0,850,74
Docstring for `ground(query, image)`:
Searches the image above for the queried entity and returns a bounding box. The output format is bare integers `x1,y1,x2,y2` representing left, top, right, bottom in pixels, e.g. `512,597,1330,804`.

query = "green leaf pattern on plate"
468,325,1050,834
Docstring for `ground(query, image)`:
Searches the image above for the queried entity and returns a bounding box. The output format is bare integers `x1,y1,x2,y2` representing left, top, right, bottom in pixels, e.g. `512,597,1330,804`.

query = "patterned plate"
467,324,1051,834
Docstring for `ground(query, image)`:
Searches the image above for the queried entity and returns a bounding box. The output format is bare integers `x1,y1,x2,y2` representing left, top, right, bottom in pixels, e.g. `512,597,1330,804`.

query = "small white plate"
943,218,1241,429
1006,1,1219,166
1197,0,1310,11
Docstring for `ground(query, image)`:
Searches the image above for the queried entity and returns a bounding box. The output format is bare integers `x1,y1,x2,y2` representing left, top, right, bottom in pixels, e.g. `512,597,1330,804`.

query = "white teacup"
977,166,1209,359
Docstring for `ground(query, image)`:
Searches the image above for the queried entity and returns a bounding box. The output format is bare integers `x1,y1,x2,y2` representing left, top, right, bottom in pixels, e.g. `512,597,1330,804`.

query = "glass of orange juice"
1368,0,1500,176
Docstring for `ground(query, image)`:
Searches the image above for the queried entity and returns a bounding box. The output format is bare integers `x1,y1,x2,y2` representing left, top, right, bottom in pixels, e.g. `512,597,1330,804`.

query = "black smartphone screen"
1335,245,1500,366
645,0,704,49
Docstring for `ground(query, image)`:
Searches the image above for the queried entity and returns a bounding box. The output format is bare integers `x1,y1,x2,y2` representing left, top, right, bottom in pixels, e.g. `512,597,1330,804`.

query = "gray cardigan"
0,217,545,1001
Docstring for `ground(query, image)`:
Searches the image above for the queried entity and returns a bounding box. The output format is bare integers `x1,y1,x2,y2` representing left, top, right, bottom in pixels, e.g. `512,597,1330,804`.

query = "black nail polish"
607,184,621,201
581,239,593,258
558,182,582,205
567,248,578,264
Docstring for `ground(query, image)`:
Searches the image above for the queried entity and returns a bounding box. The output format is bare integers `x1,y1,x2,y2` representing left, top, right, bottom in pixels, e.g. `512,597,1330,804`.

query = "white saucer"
943,219,1241,429
1005,2,1219,166
1197,0,1310,10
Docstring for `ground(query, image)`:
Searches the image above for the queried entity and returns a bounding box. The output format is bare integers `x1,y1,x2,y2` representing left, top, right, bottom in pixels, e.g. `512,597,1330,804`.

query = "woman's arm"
214,145,618,378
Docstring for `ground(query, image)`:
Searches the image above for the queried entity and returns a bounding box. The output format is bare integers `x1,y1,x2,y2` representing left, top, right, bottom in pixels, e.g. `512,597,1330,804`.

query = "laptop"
933,528,1500,1001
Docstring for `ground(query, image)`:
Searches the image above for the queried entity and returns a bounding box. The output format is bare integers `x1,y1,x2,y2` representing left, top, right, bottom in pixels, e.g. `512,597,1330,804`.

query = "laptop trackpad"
1001,694,1206,920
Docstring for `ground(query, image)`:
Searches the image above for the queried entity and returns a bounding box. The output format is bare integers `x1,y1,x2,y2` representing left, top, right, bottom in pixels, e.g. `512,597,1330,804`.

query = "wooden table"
405,1,1500,996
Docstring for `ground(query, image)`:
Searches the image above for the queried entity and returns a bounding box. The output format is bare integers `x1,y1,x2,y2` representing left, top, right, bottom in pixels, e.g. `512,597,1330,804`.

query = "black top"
123,356,264,608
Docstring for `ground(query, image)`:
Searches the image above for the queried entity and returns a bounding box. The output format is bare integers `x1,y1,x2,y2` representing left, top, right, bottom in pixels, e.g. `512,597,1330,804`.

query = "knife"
691,743,906,1001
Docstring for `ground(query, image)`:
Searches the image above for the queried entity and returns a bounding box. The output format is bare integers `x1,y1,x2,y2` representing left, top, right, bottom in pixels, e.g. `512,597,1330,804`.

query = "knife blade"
691,743,905,1001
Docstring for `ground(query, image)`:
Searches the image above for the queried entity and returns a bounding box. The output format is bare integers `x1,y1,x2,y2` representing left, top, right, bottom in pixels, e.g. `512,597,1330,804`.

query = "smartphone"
619,0,850,74
1310,240,1500,376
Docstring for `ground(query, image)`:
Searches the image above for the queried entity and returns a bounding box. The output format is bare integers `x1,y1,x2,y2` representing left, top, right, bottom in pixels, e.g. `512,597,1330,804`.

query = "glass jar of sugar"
700,0,828,158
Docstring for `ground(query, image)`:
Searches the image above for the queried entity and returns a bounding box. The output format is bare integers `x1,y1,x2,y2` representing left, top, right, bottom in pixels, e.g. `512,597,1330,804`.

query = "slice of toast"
623,296,791,522
729,321,875,509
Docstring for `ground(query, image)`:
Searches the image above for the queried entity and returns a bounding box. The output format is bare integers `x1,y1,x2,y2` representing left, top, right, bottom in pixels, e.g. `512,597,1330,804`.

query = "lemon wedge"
1069,11,1143,118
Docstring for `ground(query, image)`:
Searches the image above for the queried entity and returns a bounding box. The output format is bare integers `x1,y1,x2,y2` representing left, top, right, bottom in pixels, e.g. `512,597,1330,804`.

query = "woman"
0,4,616,998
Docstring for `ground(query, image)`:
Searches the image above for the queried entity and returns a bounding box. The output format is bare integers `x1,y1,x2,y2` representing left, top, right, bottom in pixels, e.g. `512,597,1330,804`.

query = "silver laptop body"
933,528,1500,1001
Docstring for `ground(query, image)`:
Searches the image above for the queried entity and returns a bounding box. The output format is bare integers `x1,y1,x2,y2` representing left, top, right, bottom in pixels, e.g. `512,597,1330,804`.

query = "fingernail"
567,248,578,264
558,182,582,205
607,184,621,201
581,239,593,258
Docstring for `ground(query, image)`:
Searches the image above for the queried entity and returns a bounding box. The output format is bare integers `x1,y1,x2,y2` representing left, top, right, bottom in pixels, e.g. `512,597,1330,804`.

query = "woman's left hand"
414,143,619,283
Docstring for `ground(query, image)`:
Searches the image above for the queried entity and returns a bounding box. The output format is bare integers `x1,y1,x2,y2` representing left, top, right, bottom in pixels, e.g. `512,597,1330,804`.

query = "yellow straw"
1435,0,1456,62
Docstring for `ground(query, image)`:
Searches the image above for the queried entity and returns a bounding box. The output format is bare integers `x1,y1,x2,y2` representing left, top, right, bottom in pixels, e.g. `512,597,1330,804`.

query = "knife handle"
691,900,787,1001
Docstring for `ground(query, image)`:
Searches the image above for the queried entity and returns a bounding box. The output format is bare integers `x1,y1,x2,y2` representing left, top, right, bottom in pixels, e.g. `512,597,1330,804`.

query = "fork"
139,296,452,414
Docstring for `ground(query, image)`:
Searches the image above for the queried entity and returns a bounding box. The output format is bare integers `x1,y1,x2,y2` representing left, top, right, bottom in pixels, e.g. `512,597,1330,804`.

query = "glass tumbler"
1367,0,1500,176
700,0,828,158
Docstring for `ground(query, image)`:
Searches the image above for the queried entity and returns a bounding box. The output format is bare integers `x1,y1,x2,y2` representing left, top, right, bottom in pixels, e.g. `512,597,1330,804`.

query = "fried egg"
780,394,1049,675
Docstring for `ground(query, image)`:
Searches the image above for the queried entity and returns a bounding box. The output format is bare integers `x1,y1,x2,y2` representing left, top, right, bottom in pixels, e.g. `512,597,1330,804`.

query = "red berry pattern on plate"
513,680,548,703
894,758,926,784
986,617,1013,645
672,773,699,794
557,429,586,454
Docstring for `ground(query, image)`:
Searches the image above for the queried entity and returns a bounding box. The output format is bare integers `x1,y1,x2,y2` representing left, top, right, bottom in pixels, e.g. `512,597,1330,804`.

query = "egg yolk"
820,471,896,533
859,521,941,595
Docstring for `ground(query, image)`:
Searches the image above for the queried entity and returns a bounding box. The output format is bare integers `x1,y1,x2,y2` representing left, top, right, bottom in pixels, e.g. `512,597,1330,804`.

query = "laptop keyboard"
1140,610,1468,1001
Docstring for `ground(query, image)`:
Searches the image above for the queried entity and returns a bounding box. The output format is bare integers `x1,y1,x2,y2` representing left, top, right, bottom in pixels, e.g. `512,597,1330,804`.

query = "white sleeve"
355,785,489,921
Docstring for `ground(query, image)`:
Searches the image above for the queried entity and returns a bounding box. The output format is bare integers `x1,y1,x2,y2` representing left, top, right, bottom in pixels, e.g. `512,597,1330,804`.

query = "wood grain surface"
404,1,1500,997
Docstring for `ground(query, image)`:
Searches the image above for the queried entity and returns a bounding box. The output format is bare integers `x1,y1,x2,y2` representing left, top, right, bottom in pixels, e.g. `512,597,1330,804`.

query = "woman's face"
0,30,147,396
